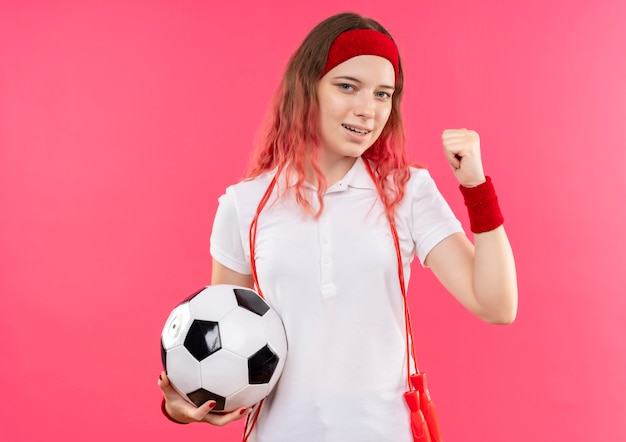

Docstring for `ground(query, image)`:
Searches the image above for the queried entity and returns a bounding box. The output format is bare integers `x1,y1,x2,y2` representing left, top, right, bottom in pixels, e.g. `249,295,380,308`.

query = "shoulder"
399,166,454,210
408,166,433,180
221,172,274,205
215,171,279,228
405,166,438,194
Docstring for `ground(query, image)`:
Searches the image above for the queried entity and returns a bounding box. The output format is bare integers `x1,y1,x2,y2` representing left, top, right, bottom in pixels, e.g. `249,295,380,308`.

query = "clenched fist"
441,128,486,188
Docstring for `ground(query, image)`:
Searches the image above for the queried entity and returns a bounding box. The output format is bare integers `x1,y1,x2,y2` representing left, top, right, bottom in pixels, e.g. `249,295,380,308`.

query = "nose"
354,93,375,119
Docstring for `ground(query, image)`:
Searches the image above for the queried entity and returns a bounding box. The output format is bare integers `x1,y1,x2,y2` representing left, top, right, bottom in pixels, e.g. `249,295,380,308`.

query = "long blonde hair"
247,12,414,218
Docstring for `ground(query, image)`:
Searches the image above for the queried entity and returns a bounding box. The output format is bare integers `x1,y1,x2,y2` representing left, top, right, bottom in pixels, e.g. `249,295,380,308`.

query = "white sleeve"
409,170,464,266
209,187,252,275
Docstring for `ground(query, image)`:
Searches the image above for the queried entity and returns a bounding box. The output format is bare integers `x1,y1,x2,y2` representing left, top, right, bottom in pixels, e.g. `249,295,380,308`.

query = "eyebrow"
332,75,395,91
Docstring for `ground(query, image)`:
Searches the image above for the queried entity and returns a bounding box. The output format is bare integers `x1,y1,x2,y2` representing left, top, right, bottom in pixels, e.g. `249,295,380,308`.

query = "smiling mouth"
342,124,371,135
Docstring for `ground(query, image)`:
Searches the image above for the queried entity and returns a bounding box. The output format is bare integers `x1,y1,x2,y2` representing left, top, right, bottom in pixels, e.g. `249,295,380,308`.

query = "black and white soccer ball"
161,285,288,412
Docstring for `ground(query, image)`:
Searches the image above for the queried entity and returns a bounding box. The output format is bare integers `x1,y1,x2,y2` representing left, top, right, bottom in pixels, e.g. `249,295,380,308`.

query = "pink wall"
1,0,625,440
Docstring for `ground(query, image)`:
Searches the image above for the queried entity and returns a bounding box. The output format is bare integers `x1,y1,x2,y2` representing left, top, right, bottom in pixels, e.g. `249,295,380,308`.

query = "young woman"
158,12,517,442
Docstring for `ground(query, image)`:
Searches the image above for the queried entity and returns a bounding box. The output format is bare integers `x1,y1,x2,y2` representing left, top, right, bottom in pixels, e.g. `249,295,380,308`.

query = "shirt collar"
336,157,377,190
278,157,377,191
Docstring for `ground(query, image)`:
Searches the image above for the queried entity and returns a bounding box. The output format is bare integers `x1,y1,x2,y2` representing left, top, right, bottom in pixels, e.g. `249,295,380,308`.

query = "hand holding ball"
161,285,288,412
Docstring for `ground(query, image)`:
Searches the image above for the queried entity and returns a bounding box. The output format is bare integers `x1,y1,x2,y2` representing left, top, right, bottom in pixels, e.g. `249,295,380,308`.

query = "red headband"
322,29,399,82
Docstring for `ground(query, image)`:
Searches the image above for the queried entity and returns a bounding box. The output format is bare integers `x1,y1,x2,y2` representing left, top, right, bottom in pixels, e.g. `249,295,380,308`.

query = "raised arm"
424,129,517,324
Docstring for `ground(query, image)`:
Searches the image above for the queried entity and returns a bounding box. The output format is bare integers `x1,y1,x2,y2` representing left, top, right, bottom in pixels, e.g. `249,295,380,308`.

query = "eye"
375,91,391,100
337,83,355,92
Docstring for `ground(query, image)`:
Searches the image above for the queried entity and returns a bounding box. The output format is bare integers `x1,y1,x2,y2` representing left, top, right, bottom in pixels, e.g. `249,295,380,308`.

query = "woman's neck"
305,155,357,188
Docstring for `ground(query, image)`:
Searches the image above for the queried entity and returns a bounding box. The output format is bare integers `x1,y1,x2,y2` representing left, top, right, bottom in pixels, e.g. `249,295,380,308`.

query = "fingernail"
159,373,163,381
208,401,216,407
239,408,247,415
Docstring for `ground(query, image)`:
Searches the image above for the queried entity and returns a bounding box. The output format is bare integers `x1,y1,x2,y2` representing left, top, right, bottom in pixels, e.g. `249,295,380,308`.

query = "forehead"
322,55,395,85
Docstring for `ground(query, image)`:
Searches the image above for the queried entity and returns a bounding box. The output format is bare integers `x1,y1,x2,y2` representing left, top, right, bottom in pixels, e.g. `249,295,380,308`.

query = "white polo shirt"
210,157,463,442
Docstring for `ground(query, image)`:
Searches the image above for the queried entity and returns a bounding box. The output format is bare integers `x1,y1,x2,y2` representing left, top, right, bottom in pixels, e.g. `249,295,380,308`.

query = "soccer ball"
161,285,288,412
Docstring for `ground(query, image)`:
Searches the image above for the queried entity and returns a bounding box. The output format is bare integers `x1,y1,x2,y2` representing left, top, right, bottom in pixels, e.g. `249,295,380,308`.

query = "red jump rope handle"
404,389,432,442
410,373,443,442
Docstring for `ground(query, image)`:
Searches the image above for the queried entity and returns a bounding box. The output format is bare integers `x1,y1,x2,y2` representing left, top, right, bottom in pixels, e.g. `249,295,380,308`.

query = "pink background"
1,0,625,440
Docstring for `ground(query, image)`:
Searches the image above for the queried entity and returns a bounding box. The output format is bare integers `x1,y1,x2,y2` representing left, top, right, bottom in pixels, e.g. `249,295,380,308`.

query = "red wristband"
161,398,188,424
459,176,504,233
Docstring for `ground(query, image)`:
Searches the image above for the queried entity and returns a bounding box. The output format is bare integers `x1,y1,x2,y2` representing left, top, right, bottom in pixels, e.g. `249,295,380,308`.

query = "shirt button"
321,237,329,244
323,258,330,265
